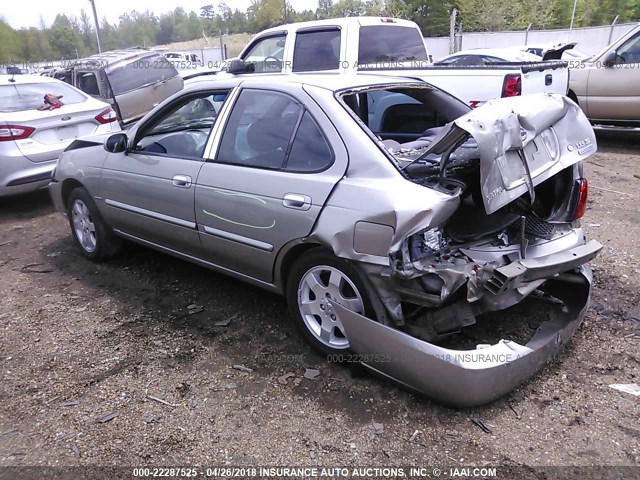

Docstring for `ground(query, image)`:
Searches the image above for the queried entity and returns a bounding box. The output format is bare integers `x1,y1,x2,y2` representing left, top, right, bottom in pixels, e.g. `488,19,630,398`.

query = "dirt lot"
0,132,639,472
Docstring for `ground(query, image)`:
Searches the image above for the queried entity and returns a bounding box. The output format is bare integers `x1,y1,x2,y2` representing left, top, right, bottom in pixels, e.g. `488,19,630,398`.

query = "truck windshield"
358,25,428,66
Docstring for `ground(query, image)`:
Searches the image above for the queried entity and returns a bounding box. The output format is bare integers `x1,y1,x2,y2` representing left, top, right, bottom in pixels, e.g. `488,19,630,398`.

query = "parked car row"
433,24,640,126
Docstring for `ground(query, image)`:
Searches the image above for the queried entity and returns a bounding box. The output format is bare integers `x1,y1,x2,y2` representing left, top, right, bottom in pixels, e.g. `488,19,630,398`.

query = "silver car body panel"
333,265,592,408
437,94,595,215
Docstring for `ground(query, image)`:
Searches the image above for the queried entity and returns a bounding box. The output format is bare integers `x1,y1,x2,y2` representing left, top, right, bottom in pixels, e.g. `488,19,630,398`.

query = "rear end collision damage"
332,92,602,407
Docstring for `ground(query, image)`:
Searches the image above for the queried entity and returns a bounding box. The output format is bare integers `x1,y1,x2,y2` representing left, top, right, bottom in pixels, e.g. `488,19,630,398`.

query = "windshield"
0,82,87,113
358,26,428,66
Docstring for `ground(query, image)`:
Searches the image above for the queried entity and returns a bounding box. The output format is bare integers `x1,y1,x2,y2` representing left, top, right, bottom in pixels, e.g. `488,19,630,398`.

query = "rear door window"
216,89,333,172
109,56,178,95
285,111,333,171
292,29,341,72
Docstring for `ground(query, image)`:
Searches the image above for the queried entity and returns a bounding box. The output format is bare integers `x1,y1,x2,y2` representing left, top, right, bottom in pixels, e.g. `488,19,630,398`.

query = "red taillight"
573,178,588,220
501,74,522,97
0,125,35,142
95,108,118,124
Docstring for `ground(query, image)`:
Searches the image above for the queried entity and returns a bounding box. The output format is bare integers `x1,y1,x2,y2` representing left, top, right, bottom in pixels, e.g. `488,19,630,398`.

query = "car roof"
185,73,427,93
0,74,70,85
63,48,164,70
253,17,419,38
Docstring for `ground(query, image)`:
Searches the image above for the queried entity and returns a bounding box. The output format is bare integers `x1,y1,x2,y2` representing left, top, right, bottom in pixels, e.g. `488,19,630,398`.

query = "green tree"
249,0,285,32
47,14,83,58
332,0,366,17
78,9,97,54
0,20,18,63
316,0,334,19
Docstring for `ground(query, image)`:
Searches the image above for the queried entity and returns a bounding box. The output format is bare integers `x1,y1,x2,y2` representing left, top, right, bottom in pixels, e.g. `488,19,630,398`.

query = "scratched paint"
202,190,276,229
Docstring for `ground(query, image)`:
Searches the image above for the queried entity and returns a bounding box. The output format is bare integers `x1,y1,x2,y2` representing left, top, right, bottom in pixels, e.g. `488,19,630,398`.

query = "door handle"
172,175,192,188
282,193,311,210
545,74,553,86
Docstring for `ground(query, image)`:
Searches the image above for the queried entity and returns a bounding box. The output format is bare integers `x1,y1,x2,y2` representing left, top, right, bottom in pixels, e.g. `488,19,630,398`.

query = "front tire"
286,250,375,355
67,187,121,262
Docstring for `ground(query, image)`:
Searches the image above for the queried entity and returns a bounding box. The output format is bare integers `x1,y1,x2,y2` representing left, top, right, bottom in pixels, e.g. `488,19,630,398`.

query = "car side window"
217,89,333,172
286,111,333,172
292,29,341,72
134,91,229,159
242,35,286,73
110,56,178,95
217,89,301,169
617,33,640,64
78,72,100,96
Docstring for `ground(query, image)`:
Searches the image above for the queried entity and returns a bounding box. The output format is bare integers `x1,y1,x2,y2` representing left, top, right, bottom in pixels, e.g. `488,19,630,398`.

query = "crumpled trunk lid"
425,94,596,215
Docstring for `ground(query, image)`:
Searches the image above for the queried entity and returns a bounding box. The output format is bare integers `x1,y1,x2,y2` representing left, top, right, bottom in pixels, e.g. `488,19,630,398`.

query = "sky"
2,0,319,29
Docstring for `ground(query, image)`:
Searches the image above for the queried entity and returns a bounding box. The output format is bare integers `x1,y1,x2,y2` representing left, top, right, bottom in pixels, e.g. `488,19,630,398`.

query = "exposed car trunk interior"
340,85,593,343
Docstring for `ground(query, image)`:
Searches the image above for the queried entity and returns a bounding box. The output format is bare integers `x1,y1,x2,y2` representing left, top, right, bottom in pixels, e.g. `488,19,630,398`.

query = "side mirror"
104,132,128,153
603,51,616,67
227,59,247,74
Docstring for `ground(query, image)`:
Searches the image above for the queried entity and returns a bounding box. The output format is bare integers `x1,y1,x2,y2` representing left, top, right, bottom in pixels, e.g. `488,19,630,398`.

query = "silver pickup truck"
208,17,570,108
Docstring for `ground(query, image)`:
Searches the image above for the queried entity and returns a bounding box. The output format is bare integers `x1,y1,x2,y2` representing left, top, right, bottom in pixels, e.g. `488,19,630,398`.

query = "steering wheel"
263,56,282,70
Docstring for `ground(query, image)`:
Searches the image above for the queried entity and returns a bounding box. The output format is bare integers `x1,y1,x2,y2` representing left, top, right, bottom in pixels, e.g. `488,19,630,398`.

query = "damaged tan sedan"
49,75,602,407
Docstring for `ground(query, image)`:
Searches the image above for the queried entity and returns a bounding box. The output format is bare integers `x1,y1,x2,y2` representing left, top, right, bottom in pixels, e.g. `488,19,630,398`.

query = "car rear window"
0,82,87,113
358,25,428,65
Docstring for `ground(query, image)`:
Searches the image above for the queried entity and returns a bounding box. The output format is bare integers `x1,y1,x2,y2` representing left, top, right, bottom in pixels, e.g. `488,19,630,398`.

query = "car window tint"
286,111,333,172
242,35,285,73
617,32,640,64
482,56,504,63
109,56,178,95
293,29,341,72
358,25,427,65
217,89,302,169
0,82,87,113
78,72,100,95
134,91,229,159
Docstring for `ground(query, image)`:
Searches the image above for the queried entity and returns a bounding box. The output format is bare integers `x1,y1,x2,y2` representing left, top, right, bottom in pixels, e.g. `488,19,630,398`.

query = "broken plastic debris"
609,383,640,397
187,304,204,315
278,372,295,384
472,418,494,433
303,368,320,380
232,364,253,373
368,422,384,435
94,412,120,424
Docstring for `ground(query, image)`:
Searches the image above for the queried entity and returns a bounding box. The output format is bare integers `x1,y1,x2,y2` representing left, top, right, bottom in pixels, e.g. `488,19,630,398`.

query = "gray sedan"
50,75,601,406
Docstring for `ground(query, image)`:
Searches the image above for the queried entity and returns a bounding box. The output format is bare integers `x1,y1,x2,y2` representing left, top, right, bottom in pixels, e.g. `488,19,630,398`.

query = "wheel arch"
61,178,85,208
277,241,326,292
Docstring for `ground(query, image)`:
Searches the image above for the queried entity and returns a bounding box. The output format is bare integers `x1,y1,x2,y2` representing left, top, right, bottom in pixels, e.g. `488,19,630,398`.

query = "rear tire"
286,249,376,356
67,187,121,262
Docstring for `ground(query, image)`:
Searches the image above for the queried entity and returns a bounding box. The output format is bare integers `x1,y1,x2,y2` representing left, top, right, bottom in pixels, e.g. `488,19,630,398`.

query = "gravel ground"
0,132,638,472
